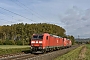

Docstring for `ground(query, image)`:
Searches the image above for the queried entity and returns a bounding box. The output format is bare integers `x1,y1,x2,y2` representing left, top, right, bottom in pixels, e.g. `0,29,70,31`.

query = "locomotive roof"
50,34,62,38
33,33,62,38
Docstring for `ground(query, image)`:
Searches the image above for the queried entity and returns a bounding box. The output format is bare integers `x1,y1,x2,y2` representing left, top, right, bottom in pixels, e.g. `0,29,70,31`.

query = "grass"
54,44,90,60
54,45,84,60
0,45,31,55
85,44,90,60
0,45,30,49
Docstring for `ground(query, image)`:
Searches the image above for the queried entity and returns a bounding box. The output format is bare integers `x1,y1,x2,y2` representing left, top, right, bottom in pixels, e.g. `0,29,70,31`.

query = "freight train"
31,33,72,53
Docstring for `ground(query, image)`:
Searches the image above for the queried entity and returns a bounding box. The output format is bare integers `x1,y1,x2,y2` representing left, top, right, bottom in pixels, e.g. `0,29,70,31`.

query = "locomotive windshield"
33,35,38,39
32,35,43,40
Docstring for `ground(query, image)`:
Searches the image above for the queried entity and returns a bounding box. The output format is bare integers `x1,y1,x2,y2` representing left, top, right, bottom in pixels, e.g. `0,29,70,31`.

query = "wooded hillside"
0,23,74,45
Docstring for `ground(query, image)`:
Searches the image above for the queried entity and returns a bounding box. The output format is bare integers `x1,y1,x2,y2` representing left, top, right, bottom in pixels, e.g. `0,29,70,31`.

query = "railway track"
0,45,80,60
0,53,38,60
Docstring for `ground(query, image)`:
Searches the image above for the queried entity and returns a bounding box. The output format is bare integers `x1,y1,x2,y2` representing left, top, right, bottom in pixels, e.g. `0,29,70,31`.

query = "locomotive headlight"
39,41,42,43
31,41,35,43
36,41,38,43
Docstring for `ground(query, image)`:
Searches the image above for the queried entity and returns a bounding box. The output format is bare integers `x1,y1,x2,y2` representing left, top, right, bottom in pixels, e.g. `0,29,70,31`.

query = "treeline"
0,23,75,45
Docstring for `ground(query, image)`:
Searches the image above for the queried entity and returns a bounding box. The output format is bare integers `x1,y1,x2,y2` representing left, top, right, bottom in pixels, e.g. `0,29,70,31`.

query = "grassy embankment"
54,44,90,60
0,45,30,55
85,44,90,60
54,45,84,60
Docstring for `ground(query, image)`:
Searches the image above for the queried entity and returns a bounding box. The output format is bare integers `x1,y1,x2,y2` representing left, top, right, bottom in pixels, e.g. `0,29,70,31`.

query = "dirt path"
78,46,86,60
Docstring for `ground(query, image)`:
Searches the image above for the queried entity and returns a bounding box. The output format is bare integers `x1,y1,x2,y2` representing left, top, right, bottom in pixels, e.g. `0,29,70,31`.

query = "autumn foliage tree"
0,23,75,45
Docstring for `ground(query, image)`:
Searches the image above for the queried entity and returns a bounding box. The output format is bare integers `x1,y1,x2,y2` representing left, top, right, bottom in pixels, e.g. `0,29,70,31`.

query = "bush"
0,40,3,45
15,40,23,45
1,40,29,45
3,40,15,45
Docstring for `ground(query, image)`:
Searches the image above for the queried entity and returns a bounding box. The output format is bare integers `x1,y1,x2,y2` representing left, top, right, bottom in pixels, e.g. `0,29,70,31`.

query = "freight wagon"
31,33,72,53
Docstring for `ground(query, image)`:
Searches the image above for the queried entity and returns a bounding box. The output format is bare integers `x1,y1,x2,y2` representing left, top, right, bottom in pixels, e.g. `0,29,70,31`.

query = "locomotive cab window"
46,36,48,40
38,35,43,39
33,35,38,39
32,35,43,40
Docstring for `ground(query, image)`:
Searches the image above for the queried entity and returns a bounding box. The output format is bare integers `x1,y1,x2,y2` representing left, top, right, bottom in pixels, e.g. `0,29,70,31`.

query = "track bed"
0,45,80,60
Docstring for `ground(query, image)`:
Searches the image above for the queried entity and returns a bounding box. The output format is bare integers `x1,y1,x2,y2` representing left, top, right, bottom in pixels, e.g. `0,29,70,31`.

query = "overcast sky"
0,0,90,38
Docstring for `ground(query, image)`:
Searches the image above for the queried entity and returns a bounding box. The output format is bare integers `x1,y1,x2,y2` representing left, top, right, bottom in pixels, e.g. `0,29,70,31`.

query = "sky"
0,0,90,38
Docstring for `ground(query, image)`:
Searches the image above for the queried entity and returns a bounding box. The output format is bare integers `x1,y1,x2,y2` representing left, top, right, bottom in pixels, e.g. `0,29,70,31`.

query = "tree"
67,35,75,45
0,23,74,45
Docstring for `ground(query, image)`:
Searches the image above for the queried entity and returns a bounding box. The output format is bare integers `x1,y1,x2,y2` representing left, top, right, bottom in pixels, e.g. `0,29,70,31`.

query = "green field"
85,44,90,60
0,45,30,49
0,45,31,55
54,45,83,60
54,44,90,60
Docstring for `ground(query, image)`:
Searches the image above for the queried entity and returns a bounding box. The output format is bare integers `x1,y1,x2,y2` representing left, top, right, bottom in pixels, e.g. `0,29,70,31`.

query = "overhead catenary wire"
0,6,62,26
0,6,36,22
16,0,63,25
15,0,48,20
10,0,44,20
0,0,62,25
0,12,14,23
0,12,9,17
0,12,25,24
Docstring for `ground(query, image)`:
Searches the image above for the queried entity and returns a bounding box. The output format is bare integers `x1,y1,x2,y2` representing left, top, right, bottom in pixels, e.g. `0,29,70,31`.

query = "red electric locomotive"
63,38,72,47
31,33,72,53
